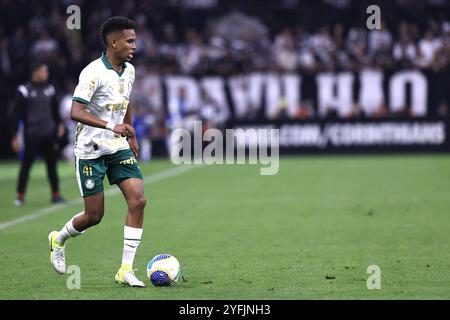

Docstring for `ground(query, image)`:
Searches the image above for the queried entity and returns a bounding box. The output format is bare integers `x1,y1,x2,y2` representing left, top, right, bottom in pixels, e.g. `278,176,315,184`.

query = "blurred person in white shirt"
417,30,441,69
275,37,299,72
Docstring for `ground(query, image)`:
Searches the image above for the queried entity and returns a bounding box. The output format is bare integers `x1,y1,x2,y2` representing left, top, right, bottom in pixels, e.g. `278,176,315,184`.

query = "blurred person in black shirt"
10,61,66,206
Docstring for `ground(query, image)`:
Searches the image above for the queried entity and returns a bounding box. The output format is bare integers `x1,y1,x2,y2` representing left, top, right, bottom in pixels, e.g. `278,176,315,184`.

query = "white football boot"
115,264,146,288
48,231,66,274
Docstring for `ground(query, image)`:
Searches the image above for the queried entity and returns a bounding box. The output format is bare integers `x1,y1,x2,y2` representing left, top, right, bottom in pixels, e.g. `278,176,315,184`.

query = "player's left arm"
124,103,139,158
51,88,65,138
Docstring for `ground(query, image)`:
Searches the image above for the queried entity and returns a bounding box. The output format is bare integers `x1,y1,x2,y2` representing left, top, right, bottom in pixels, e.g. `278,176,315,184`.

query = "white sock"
122,226,143,268
56,212,84,244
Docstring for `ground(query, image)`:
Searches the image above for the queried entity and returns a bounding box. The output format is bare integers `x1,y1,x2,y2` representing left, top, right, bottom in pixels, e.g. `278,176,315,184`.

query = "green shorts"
75,149,143,197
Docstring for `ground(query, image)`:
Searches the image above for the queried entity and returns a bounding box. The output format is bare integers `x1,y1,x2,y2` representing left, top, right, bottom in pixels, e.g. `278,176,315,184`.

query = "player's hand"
57,123,65,138
128,136,139,158
113,124,135,138
11,136,20,154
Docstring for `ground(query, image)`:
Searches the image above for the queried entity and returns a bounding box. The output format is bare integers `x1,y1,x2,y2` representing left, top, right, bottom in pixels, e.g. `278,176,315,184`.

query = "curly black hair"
100,16,136,47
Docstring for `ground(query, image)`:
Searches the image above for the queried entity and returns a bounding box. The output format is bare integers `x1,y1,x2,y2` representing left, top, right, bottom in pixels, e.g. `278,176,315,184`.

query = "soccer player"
48,17,147,287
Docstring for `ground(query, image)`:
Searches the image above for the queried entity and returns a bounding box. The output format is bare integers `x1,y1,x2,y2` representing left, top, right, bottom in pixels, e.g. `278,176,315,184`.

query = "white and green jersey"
72,52,135,159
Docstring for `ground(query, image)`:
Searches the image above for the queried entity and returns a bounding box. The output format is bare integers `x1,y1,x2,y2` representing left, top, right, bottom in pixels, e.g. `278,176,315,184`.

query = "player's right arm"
9,86,26,153
70,101,135,137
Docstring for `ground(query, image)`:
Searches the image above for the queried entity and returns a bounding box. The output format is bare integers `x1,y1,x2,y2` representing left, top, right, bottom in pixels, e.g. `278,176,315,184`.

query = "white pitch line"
0,165,200,231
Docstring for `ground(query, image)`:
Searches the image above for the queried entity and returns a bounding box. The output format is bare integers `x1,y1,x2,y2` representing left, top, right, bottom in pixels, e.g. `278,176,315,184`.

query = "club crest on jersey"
85,179,95,189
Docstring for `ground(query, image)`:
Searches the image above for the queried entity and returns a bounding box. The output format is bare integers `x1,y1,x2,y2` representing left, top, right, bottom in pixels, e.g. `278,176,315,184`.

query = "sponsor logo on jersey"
120,156,138,165
106,99,129,112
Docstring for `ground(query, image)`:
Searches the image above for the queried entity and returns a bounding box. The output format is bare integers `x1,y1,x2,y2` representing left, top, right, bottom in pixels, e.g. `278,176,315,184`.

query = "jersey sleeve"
72,67,99,105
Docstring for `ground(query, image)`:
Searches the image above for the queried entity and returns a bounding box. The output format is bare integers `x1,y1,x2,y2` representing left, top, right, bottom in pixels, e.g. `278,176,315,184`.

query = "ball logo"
85,179,95,189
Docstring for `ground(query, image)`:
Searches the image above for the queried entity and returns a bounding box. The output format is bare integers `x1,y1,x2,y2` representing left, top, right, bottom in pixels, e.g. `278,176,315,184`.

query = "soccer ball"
146,254,181,287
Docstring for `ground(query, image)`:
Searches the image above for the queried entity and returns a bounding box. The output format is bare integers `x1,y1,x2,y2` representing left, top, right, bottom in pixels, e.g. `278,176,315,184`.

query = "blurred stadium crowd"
1,0,450,159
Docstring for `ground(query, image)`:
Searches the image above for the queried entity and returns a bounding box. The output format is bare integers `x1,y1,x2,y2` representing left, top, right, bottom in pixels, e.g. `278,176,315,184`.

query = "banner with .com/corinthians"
230,118,449,154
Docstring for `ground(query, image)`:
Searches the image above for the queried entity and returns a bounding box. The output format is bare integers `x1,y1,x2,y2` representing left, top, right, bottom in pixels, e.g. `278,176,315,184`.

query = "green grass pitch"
1,155,450,299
